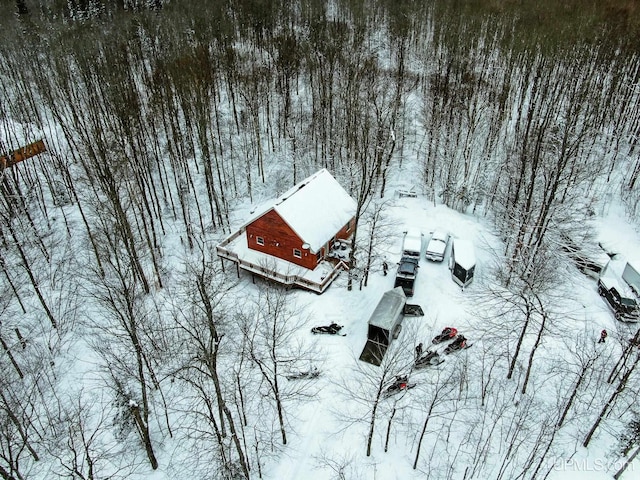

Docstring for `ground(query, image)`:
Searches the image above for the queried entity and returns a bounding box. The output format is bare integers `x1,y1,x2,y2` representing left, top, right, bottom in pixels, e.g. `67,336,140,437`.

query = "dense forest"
1,0,640,479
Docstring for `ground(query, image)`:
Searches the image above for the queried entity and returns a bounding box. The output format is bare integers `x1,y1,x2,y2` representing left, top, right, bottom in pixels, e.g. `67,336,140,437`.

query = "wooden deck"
216,228,349,293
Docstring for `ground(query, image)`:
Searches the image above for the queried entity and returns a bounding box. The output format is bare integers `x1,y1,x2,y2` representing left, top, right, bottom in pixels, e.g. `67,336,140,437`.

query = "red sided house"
216,169,357,293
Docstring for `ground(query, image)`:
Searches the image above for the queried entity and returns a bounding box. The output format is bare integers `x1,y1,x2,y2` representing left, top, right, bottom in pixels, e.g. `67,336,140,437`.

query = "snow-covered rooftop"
601,257,638,299
367,287,406,331
453,239,476,269
266,169,357,252
402,229,423,256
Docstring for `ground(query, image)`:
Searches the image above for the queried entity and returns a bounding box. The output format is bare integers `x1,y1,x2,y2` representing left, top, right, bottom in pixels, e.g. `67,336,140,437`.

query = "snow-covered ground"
227,190,640,480
264,197,488,479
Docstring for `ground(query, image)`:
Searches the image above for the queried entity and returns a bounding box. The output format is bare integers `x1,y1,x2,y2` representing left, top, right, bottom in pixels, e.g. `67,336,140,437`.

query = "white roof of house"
263,169,357,252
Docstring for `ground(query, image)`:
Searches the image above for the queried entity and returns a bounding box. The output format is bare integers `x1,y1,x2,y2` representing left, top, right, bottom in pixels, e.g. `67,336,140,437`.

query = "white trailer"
359,287,407,366
450,239,476,288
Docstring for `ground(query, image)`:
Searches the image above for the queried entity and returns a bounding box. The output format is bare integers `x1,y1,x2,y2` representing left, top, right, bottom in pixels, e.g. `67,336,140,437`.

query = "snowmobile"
286,367,320,381
382,375,416,397
414,350,444,369
432,327,458,344
311,322,345,335
444,334,471,354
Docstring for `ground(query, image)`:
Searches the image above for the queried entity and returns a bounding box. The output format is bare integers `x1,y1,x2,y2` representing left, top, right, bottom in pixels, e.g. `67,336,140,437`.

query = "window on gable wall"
257,236,264,246
293,249,302,258
346,220,352,232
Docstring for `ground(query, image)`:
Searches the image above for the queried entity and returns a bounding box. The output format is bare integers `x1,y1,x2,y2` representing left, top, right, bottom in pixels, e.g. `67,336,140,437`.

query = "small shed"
450,239,476,288
359,287,406,366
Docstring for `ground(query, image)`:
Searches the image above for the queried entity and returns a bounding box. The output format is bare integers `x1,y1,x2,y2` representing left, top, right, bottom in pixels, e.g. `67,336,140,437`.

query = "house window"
256,236,264,246
346,220,352,232
293,249,302,258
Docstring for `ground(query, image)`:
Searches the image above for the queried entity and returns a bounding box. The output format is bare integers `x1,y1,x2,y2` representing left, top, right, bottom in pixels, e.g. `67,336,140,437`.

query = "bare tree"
0,328,65,480
335,327,415,457
554,333,605,429
357,198,399,288
168,247,250,479
239,285,317,446
412,365,458,470
45,389,141,480
583,348,640,448
86,244,165,470
614,413,640,480
0,209,57,330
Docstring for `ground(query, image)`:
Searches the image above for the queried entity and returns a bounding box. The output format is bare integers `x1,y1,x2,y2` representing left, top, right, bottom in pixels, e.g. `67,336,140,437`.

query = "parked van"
598,259,639,322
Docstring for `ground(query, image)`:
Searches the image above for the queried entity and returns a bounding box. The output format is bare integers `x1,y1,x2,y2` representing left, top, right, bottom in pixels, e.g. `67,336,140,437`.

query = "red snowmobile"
432,327,458,344
444,335,470,354
382,375,416,397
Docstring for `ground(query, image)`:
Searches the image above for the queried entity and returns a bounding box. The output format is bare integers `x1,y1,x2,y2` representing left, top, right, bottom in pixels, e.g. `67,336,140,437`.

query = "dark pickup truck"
394,256,419,297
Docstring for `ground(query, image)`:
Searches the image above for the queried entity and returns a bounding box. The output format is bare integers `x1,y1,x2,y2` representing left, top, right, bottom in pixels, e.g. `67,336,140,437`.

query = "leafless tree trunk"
521,293,548,395
170,249,250,479
614,444,640,479
240,283,316,446
413,368,456,469
583,350,640,447
87,249,163,469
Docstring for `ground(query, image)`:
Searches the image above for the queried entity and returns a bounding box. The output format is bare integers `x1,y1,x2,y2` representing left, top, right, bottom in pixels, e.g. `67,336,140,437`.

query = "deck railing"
216,231,348,293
